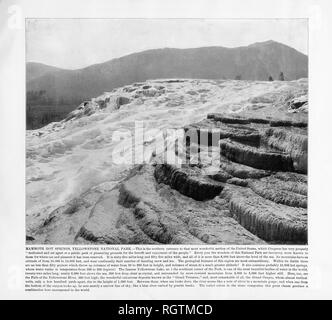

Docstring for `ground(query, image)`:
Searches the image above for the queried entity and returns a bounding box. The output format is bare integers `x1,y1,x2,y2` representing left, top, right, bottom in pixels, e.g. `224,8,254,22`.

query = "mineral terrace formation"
26,78,308,244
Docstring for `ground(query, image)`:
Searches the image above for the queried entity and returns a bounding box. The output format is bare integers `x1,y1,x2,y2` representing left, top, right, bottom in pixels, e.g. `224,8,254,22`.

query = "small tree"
268,75,274,81
279,72,285,81
235,75,242,80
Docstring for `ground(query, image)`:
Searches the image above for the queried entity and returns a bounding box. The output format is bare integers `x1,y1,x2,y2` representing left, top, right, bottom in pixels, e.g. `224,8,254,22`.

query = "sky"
26,19,308,70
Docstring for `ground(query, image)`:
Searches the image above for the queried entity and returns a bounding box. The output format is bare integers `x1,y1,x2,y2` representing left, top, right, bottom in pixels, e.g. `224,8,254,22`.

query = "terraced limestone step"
219,139,294,172
119,165,265,245
184,120,261,147
262,127,307,173
207,113,307,127
154,163,224,201
76,189,157,244
221,185,307,243
248,175,307,208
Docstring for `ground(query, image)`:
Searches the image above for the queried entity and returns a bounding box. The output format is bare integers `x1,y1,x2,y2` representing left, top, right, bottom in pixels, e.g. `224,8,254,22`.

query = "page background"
0,0,331,299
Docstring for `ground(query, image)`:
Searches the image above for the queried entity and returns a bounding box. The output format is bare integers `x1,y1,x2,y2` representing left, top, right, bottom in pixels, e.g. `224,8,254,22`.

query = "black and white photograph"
25,18,308,245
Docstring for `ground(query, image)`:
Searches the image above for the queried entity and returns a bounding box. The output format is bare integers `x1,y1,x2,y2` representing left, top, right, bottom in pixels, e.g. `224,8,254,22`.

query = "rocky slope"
26,78,308,244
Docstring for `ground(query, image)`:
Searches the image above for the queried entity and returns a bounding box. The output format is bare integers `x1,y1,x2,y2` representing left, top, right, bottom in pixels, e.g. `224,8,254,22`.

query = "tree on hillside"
235,75,242,80
27,90,50,105
268,75,274,81
279,72,285,81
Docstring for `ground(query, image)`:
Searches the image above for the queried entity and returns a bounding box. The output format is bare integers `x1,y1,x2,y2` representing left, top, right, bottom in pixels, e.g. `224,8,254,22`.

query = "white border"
1,0,332,299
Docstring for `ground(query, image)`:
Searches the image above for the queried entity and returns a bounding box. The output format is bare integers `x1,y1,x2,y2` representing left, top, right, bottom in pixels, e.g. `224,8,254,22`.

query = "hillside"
26,62,64,81
27,41,308,106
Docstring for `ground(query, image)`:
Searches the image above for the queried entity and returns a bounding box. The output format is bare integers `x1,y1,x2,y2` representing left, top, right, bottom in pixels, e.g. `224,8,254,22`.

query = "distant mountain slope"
26,40,308,105
26,62,64,81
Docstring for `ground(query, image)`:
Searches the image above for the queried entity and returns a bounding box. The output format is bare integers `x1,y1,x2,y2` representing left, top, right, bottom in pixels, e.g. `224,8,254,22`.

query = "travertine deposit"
26,78,308,244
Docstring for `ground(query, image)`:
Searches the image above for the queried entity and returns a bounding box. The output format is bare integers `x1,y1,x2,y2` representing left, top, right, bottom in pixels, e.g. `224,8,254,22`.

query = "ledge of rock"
219,161,271,179
154,163,224,201
262,127,307,173
207,113,307,127
184,121,261,147
248,176,307,208
221,185,307,243
220,139,294,172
